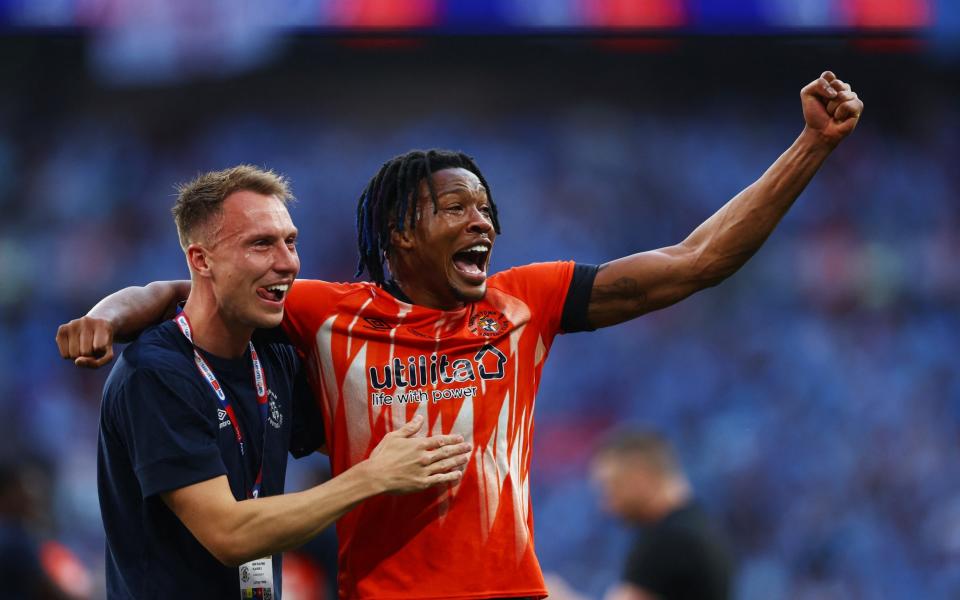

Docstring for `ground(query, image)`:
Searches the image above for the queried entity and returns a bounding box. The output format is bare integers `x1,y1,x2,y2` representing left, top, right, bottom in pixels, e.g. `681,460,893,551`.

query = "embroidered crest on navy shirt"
267,389,283,429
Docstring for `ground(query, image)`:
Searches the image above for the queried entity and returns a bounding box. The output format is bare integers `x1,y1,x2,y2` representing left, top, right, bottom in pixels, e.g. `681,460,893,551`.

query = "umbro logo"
217,409,232,430
363,317,392,331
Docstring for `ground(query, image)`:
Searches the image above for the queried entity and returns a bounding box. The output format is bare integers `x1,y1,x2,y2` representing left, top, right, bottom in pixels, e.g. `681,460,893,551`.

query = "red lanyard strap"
174,314,269,499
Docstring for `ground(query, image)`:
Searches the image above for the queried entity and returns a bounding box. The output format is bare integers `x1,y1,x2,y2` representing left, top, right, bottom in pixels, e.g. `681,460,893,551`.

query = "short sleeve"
110,368,226,499
486,261,577,336
560,263,599,333
289,367,326,458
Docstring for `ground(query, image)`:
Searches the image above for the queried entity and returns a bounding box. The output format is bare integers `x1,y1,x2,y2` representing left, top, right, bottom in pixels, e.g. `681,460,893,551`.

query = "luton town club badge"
468,310,509,337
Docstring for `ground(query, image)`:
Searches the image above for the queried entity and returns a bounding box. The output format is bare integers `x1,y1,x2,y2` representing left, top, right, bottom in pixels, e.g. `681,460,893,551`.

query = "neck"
181,286,253,359
390,268,465,311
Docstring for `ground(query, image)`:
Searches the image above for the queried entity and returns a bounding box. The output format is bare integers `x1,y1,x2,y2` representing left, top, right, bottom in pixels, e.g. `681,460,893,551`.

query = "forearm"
218,461,382,565
681,126,832,283
89,280,190,342
166,417,470,566
587,72,861,327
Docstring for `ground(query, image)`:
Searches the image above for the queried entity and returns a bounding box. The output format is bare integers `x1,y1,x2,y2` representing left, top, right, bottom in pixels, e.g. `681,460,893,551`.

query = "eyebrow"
242,227,297,241
436,184,487,197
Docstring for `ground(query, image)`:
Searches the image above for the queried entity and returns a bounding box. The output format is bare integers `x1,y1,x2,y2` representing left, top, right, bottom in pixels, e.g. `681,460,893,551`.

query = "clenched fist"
801,71,863,147
56,316,115,368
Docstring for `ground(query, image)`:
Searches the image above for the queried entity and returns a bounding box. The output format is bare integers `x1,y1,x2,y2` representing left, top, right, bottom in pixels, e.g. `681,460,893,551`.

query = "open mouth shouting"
452,242,491,285
256,282,291,305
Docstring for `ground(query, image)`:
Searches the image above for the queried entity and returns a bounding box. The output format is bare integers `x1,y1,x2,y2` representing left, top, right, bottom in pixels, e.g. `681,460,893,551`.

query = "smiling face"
390,167,496,310
197,190,300,330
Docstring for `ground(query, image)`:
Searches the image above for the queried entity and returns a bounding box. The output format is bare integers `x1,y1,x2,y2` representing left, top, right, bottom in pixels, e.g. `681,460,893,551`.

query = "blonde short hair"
172,165,293,250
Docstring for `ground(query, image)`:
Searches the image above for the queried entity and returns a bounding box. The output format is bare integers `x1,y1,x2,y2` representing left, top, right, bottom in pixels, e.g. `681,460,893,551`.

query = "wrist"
799,125,839,153
348,459,388,497
86,309,119,332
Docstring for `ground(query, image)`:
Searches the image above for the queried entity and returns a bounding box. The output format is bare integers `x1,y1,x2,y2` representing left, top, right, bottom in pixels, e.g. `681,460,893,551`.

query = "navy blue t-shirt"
98,320,324,599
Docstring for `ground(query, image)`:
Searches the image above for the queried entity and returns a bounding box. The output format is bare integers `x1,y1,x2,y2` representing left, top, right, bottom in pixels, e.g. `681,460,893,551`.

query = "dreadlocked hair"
355,149,501,285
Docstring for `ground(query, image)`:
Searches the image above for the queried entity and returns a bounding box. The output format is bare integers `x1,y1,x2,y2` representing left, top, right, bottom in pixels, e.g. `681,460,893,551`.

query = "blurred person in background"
0,458,90,600
591,430,733,600
59,165,470,599
59,72,862,599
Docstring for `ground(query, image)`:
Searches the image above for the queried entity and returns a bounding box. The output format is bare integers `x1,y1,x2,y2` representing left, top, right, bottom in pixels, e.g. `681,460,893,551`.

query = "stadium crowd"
1,42,958,598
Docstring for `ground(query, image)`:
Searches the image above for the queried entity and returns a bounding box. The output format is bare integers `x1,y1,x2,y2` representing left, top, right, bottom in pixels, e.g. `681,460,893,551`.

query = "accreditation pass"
239,556,274,599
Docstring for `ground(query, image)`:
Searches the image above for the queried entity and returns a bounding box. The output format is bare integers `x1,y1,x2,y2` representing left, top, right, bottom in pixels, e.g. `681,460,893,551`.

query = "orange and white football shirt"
282,261,595,600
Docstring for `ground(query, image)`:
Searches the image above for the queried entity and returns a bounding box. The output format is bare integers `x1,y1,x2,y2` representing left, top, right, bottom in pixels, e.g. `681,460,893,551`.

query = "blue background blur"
2,1,959,598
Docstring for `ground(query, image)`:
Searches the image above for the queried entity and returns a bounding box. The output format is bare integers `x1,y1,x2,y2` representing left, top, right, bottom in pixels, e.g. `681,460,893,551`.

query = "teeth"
266,284,289,292
463,245,488,253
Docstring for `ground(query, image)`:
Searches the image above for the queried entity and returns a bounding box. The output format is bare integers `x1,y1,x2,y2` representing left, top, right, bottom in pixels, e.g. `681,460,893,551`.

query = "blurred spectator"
591,430,734,600
0,459,91,600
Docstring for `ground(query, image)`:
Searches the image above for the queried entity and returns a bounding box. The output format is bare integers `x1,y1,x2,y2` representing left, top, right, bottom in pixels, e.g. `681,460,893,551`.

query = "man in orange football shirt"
58,72,862,599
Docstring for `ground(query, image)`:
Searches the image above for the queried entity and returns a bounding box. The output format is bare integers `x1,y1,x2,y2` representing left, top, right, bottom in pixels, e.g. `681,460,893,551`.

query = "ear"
390,226,416,251
186,243,213,278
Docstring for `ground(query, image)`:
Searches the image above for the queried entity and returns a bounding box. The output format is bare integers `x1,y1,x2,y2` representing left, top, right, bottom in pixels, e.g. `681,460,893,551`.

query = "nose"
273,241,300,277
466,205,494,236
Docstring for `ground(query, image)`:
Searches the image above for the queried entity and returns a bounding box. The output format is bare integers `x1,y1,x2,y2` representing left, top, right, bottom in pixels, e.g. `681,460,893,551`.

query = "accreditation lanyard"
174,314,269,499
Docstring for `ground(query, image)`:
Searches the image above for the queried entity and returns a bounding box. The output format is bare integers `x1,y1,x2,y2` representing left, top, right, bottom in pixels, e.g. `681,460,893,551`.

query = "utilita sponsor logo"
368,345,507,391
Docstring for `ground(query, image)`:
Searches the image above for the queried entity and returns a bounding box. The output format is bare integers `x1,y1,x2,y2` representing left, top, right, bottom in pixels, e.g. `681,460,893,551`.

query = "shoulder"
287,278,372,306
484,261,579,328
284,279,379,328
648,505,726,554
103,322,198,404
488,261,575,289
119,321,191,370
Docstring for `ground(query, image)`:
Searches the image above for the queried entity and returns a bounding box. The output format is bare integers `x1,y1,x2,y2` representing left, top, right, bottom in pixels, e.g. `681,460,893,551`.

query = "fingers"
426,450,471,475
802,71,863,137
56,316,116,369
68,325,81,359
829,78,851,93
804,74,839,101
422,432,465,451
75,348,114,369
824,75,863,123
392,414,424,438
79,327,92,359
424,442,472,465
803,71,853,102
55,324,69,359
423,470,464,487
826,90,859,115
835,98,863,122
92,325,113,356
371,427,472,493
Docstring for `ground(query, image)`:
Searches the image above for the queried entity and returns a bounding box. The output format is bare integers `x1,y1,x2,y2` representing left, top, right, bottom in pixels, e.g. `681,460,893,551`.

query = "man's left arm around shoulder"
586,71,863,329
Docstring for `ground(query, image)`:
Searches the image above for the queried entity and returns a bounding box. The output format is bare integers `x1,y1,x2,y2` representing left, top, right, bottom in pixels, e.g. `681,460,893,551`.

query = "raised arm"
56,280,190,368
163,415,470,567
587,71,862,329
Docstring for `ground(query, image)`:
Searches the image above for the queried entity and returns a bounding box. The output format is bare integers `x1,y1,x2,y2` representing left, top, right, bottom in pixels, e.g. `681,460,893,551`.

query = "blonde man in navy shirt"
87,166,471,598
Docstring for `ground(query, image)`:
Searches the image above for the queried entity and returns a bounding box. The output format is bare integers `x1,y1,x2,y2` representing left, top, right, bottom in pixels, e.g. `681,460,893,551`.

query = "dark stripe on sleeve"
561,263,599,333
